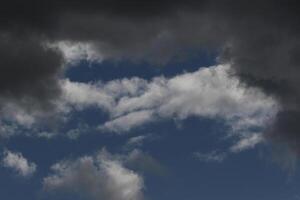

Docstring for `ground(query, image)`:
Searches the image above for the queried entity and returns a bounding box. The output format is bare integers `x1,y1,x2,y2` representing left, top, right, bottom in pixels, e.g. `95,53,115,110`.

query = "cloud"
125,149,166,175
195,133,265,162
99,110,154,133
126,135,152,148
194,150,227,163
0,34,63,112
2,150,37,177
0,64,278,156
43,149,144,200
61,79,114,111
62,64,278,139
0,0,299,155
230,133,264,153
52,41,103,64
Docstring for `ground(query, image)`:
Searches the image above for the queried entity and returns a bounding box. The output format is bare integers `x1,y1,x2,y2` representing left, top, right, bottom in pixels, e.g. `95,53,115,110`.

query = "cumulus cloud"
61,64,278,141
50,41,103,65
0,63,278,155
61,79,114,111
43,149,144,200
2,150,37,177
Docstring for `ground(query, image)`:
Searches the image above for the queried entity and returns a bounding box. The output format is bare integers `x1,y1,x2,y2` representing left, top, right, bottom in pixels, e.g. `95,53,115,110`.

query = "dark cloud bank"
1,0,300,153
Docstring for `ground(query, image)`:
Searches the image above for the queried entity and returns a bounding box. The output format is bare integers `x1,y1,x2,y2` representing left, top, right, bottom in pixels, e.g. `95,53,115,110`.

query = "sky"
0,1,300,200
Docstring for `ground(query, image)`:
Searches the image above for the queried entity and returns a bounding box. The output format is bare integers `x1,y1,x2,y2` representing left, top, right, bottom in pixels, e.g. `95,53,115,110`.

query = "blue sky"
0,49,299,200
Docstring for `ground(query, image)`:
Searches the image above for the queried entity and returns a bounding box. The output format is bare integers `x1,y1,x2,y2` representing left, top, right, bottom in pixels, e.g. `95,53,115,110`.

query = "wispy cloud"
125,135,152,149
194,150,227,163
230,133,264,153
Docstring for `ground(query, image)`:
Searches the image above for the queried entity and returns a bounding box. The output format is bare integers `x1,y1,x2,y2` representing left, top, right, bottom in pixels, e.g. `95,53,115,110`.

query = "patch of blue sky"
65,49,218,82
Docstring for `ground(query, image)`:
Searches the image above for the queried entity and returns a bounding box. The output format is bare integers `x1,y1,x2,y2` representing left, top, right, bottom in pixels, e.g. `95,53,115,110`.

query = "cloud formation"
230,133,264,153
62,65,277,148
2,150,37,177
0,0,299,154
125,135,152,149
0,63,278,155
43,149,144,200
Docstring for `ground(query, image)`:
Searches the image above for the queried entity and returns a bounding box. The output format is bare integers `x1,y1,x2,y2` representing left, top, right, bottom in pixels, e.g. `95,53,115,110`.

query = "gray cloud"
0,33,63,111
2,149,37,177
43,149,144,200
125,149,166,176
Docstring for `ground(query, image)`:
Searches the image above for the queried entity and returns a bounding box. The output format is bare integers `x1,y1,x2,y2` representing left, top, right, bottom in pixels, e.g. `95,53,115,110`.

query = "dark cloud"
216,1,300,154
1,0,300,153
266,111,300,155
0,33,63,112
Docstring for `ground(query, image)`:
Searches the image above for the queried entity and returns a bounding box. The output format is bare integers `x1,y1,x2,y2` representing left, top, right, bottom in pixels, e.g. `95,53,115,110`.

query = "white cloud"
61,79,114,110
126,135,151,148
61,64,278,137
2,150,37,177
0,64,279,147
0,99,70,138
43,149,144,200
99,110,154,133
49,41,103,64
194,150,227,163
230,133,264,153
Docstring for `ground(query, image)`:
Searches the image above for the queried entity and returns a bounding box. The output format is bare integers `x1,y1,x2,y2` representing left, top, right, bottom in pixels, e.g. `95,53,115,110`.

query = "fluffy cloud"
51,41,103,65
2,150,37,177
61,64,278,140
0,64,278,154
43,149,144,200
